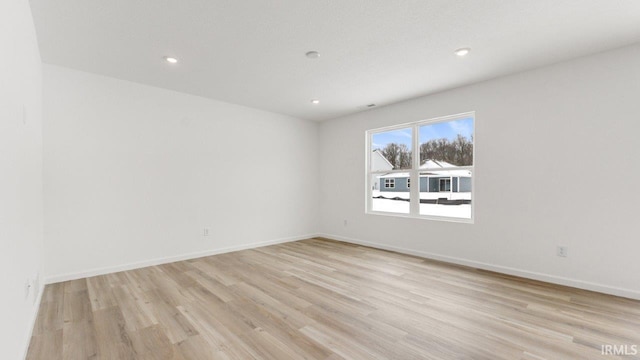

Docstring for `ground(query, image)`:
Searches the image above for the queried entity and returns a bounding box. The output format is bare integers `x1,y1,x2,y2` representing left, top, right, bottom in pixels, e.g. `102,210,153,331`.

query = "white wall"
319,43,640,299
0,0,45,358
44,65,319,281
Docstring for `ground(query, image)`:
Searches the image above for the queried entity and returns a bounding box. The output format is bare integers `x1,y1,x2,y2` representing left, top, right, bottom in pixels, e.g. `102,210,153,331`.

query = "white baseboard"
22,281,46,360
45,233,319,284
319,233,640,301
43,232,640,300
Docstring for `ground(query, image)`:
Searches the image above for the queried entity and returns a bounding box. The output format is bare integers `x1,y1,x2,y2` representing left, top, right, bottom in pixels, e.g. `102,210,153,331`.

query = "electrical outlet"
203,228,210,237
557,246,568,257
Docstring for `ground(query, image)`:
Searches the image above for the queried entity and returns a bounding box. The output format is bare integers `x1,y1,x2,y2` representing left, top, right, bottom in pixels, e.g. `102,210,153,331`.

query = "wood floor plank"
112,284,157,331
26,238,640,360
26,329,63,360
62,288,92,324
174,334,231,360
92,306,136,359
86,276,117,311
147,299,198,344
183,269,235,302
176,302,262,359
128,324,184,360
224,297,331,359
62,319,97,360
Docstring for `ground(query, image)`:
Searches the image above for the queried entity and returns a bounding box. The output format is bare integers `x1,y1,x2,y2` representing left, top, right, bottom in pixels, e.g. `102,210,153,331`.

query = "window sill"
365,210,474,224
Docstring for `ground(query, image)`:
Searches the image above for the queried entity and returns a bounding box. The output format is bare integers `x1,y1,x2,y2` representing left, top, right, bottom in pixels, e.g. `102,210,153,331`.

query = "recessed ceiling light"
311,99,320,104
305,51,320,59
163,56,178,64
454,48,471,57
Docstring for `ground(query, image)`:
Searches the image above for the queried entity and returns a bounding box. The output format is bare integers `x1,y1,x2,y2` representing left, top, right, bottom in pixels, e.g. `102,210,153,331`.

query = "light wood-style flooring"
27,238,640,359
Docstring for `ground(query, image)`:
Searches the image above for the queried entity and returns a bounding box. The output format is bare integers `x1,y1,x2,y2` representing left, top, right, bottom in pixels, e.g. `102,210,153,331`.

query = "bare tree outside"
419,135,473,166
381,143,412,169
377,136,472,168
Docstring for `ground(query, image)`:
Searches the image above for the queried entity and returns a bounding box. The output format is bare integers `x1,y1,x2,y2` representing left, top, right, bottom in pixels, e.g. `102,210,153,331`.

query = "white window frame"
365,111,475,223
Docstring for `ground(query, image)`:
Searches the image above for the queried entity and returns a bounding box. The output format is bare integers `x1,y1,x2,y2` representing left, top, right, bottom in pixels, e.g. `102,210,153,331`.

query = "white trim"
318,233,640,301
371,166,473,176
22,281,46,360
371,167,414,175
368,210,474,224
410,121,420,214
365,133,372,213
366,111,475,134
44,233,318,284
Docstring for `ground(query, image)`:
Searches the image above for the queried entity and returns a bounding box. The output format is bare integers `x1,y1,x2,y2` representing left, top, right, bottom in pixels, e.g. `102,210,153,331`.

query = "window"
439,178,451,192
367,112,474,222
384,178,395,189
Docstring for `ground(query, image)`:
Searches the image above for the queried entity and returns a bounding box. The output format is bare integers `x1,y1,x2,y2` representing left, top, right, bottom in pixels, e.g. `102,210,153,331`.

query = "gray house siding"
459,177,472,192
379,177,410,192
420,177,428,192
380,176,471,193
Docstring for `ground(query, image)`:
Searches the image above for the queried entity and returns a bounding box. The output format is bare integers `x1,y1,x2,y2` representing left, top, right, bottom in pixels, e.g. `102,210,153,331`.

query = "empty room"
3,0,640,359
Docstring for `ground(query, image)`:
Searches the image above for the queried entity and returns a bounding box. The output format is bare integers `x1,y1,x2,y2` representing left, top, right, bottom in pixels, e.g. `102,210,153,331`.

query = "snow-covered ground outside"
372,190,471,201
371,190,471,218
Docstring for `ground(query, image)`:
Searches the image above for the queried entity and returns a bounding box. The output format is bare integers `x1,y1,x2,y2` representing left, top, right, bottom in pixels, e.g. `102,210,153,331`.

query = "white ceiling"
30,0,640,121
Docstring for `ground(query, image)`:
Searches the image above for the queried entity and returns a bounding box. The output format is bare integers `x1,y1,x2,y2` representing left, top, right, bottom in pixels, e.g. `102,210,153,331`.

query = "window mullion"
409,124,420,215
